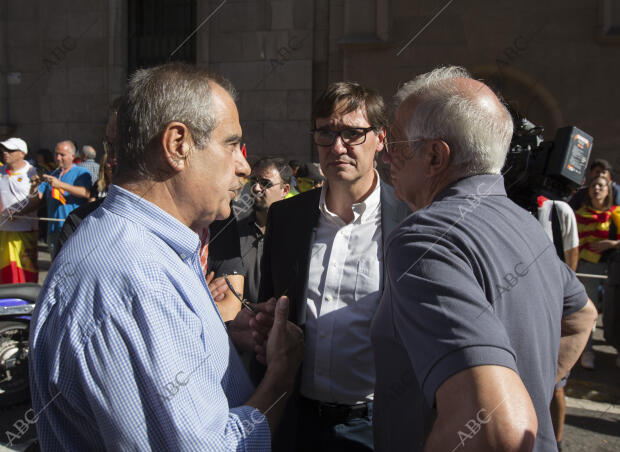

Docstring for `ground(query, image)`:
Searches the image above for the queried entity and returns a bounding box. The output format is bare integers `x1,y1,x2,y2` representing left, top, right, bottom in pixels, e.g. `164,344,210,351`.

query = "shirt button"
180,253,187,260
320,332,326,339
325,295,332,302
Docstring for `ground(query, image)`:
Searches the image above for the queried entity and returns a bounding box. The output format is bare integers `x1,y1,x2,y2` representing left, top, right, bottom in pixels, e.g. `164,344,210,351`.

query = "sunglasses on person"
248,176,280,189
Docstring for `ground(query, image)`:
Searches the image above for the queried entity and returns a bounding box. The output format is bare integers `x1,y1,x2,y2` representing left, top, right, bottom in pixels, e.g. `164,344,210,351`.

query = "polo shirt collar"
434,173,507,203
103,184,200,260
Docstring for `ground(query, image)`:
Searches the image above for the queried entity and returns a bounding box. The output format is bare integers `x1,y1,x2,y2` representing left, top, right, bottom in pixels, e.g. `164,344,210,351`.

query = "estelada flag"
52,187,66,205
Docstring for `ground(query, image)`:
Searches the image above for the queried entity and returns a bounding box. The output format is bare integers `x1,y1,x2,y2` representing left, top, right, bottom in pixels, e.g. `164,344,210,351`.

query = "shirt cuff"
230,405,271,450
422,345,517,407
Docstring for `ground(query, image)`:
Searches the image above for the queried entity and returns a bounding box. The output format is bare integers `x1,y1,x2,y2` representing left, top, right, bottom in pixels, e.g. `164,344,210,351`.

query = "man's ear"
281,183,290,198
375,127,386,153
161,122,192,172
427,140,451,177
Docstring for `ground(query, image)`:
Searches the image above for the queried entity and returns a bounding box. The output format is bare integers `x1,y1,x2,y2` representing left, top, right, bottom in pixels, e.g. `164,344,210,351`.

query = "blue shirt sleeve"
38,181,50,196
74,277,270,451
74,169,93,189
386,231,517,407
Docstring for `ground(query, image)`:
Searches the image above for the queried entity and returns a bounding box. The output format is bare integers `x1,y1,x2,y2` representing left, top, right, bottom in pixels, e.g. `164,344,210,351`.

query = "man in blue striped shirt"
30,63,303,451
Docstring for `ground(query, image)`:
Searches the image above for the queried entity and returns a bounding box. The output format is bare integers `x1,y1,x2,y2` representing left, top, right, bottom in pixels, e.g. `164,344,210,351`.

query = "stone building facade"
1,0,619,169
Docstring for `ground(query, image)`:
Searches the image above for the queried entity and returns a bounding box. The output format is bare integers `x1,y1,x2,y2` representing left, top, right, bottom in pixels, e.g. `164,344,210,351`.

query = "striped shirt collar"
103,184,201,260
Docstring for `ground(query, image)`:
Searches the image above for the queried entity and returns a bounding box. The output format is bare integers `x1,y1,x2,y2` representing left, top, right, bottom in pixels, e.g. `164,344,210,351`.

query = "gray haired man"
30,63,303,451
371,66,597,451
78,144,100,182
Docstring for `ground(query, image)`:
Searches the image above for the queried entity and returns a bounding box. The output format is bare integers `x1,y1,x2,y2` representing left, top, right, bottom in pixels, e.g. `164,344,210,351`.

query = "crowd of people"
0,62,616,451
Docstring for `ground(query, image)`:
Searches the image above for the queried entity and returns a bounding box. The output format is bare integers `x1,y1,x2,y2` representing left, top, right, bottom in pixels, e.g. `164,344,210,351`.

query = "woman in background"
575,175,620,369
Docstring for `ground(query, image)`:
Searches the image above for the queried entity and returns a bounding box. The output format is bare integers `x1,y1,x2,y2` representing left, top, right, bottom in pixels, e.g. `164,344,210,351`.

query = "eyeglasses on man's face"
310,127,376,147
384,132,436,159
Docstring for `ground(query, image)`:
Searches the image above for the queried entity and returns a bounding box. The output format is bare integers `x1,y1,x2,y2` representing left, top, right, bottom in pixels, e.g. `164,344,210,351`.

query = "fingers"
255,343,267,365
272,296,290,330
250,315,271,338
253,297,277,314
208,276,229,301
205,271,215,284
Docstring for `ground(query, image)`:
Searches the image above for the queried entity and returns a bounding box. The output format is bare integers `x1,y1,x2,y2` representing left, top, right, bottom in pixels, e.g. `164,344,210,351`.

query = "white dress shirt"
300,173,383,405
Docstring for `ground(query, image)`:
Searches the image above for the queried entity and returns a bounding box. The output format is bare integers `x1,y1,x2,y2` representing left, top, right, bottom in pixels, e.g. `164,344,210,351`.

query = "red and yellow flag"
52,187,66,205
0,231,38,284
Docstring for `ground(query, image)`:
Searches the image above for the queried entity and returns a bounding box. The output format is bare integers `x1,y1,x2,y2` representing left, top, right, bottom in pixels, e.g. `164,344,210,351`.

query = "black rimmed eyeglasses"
310,127,376,147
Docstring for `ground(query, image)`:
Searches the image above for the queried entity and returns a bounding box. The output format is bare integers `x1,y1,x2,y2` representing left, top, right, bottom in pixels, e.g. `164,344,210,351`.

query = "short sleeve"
560,261,588,316
27,166,37,180
38,181,49,196
75,170,93,189
558,202,579,251
387,231,517,407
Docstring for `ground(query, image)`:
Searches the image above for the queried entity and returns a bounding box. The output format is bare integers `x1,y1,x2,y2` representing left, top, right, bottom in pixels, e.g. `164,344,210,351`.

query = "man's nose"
329,136,349,155
236,154,251,177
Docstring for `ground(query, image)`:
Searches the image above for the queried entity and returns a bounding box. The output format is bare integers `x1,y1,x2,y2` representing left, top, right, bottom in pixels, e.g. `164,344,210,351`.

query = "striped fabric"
30,184,270,451
199,227,210,276
575,205,620,263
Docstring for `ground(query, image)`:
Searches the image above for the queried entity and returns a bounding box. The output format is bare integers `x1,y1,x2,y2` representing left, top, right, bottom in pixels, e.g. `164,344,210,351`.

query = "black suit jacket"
256,180,410,451
259,180,410,323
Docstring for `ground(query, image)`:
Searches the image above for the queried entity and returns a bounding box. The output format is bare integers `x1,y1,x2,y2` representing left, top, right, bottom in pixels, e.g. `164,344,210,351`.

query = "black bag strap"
551,202,565,262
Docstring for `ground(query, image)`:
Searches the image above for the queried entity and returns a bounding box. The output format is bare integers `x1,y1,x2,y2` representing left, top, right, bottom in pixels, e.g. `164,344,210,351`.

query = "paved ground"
0,243,617,451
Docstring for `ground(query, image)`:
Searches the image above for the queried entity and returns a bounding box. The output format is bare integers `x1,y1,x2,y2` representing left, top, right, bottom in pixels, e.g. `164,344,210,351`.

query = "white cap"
0,137,28,155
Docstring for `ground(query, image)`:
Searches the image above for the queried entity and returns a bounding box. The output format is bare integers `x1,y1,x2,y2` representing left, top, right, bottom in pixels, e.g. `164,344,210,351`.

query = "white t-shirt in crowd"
537,199,578,252
0,161,38,232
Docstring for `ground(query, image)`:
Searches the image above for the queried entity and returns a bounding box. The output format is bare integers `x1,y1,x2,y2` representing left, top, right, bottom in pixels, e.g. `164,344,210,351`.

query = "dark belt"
300,396,369,424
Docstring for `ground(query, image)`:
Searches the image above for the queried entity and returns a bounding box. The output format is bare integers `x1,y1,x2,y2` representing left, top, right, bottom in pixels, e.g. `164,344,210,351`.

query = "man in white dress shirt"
258,82,409,451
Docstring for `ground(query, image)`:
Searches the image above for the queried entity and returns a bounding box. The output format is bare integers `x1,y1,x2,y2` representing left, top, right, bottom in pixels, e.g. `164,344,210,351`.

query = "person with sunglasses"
236,157,291,306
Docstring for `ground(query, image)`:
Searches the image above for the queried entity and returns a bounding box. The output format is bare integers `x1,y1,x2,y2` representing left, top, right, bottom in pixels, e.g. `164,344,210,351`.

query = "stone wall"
1,0,618,171
0,0,124,155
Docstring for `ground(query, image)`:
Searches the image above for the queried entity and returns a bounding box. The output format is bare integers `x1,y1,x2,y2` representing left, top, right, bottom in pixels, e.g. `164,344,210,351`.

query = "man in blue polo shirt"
37,140,92,256
372,66,597,451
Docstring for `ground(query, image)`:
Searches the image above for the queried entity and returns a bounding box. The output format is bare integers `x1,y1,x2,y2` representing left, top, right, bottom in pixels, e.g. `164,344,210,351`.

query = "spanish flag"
52,187,66,205
0,231,38,284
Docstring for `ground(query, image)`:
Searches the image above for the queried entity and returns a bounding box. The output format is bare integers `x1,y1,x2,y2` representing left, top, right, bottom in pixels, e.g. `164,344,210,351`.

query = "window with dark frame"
128,0,197,74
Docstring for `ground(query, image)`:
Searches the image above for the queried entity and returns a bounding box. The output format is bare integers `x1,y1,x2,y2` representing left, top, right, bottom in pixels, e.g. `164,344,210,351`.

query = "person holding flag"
0,137,39,283
36,140,92,257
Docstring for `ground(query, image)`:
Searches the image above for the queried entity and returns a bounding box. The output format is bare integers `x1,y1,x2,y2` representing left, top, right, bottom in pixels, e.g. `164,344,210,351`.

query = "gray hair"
81,145,96,160
116,63,237,179
394,66,513,176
